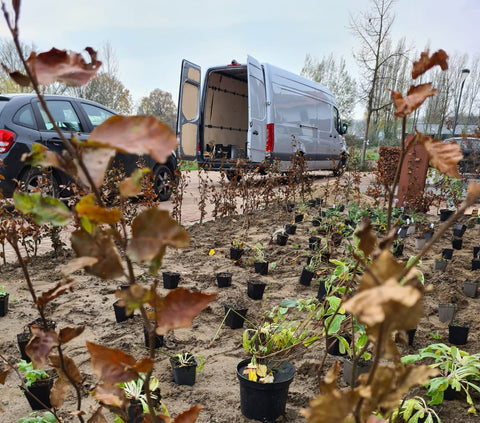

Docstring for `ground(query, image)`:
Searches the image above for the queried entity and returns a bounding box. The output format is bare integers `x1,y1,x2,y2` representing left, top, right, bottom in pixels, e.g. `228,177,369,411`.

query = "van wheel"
19,167,59,197
152,164,173,201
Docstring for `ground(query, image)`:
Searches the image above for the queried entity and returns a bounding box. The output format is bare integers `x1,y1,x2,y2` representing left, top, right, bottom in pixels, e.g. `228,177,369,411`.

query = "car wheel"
152,164,173,201
19,167,58,197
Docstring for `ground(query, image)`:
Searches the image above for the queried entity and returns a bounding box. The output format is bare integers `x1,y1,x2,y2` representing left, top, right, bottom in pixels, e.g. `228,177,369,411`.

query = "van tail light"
266,124,274,153
0,130,15,154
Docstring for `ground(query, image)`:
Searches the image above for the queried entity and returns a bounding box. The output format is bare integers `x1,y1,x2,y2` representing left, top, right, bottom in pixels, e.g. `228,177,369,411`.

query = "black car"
443,137,480,174
0,94,177,200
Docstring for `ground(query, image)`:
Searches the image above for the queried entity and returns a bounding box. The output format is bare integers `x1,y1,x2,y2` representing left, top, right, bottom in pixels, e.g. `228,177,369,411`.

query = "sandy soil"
1,181,480,423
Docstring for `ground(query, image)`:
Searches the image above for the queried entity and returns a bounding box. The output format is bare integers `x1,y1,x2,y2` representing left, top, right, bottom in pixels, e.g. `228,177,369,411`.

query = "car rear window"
80,103,115,128
13,104,37,129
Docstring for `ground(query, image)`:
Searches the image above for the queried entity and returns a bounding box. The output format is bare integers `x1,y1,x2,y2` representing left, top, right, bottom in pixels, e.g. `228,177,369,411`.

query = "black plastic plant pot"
143,325,164,349
282,203,295,213
24,379,53,410
309,236,322,251
463,280,478,298
474,246,480,258
439,209,454,221
294,214,304,223
308,199,317,208
326,335,350,356
443,385,456,401
299,267,315,286
170,356,197,386
276,234,288,246
317,282,327,301
247,280,266,300
398,227,408,239
224,305,248,329
343,358,371,386
237,359,295,422
442,248,453,260
28,318,56,332
393,244,404,258
423,230,434,242
285,224,297,235
162,271,180,289
453,223,467,238
406,328,417,346
17,332,31,362
438,303,456,323
452,237,463,250
216,272,232,288
254,261,269,276
0,293,9,317
448,322,471,345
472,259,480,271
230,247,244,260
113,300,134,323
312,219,321,227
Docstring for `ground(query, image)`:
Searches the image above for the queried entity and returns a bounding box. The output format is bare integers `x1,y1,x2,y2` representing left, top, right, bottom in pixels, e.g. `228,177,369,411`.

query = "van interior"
203,67,248,160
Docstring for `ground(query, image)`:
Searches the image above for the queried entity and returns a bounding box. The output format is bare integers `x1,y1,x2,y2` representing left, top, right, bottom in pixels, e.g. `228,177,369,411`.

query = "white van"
177,56,348,176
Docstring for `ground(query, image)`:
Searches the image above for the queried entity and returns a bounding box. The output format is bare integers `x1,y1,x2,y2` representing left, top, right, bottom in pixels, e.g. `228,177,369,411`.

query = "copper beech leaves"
411,132,463,178
22,143,65,170
36,280,76,307
148,287,217,335
412,49,449,79
87,408,108,423
86,341,154,384
60,257,98,276
120,168,151,197
174,405,204,423
59,326,85,344
88,116,177,164
26,327,59,368
93,383,127,409
14,192,72,226
77,147,116,189
116,284,151,316
128,208,190,275
391,83,438,118
50,354,82,408
26,47,101,86
71,229,124,279
76,194,121,225
355,219,377,258
466,181,480,206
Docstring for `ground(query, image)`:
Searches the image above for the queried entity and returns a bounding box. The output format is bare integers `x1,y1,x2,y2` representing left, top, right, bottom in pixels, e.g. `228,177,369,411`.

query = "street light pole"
452,68,470,137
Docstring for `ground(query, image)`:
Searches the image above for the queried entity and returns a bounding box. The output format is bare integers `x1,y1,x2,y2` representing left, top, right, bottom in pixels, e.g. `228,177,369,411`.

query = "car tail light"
266,124,274,152
0,129,15,153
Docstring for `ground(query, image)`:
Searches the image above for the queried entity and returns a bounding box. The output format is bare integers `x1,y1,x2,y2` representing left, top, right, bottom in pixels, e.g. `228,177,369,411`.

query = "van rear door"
177,60,201,160
247,56,267,163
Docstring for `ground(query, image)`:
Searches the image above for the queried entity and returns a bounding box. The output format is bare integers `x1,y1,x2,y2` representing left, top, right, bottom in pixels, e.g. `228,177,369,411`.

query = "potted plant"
247,280,267,300
414,234,426,250
0,285,9,317
284,223,296,235
452,236,463,250
438,303,456,323
463,279,479,298
237,298,320,421
442,248,453,260
162,271,180,289
223,305,248,329
300,250,324,286
389,396,441,423
230,240,244,260
392,239,404,258
18,411,57,423
342,322,372,385
170,352,204,386
17,359,53,410
433,257,447,272
402,343,480,412
216,272,232,288
251,241,268,275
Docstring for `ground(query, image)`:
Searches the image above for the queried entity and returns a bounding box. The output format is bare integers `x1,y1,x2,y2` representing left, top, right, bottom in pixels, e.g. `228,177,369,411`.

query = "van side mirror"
341,123,348,135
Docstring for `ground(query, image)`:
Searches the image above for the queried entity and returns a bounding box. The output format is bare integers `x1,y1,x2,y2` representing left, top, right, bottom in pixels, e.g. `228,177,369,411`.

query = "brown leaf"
36,280,76,307
392,84,438,118
22,143,64,170
148,287,217,335
0,368,10,385
466,181,480,206
60,257,98,276
174,405,204,423
27,47,102,86
59,326,85,344
355,219,377,258
4,69,30,87
344,278,423,330
50,372,70,408
76,195,121,225
50,354,82,383
412,132,462,178
116,284,151,316
77,147,116,189
71,229,124,279
86,341,148,384
87,408,108,423
359,250,404,291
26,327,59,368
119,168,150,197
127,208,190,274
412,49,449,79
93,383,127,409
88,115,177,164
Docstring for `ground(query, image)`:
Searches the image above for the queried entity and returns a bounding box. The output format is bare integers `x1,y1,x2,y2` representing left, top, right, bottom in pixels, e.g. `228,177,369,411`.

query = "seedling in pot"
18,411,56,423
17,359,50,388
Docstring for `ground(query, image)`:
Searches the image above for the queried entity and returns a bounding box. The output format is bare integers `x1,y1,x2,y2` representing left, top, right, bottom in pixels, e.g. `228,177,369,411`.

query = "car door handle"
252,130,259,135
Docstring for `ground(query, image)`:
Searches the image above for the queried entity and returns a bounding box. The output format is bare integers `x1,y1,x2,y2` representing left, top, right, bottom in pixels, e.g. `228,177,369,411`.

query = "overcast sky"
1,0,479,116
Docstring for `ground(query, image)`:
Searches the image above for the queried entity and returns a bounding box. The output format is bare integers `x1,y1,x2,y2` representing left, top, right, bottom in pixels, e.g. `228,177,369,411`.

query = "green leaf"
14,192,71,226
279,298,298,308
325,314,346,334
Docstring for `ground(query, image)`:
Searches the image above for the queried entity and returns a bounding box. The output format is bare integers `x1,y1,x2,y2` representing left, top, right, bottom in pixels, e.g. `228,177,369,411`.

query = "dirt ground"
1,178,480,423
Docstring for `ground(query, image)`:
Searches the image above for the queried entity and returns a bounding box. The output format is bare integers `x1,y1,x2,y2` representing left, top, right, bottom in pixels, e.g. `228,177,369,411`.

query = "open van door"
177,60,201,160
247,56,267,163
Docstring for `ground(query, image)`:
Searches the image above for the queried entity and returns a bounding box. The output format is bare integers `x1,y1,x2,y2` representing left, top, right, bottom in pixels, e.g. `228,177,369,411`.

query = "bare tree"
0,38,34,93
350,0,406,164
137,88,177,130
301,53,357,122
